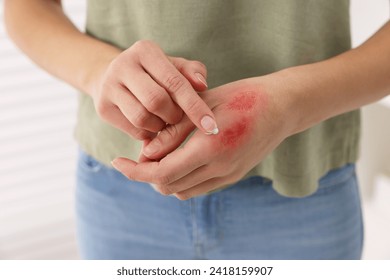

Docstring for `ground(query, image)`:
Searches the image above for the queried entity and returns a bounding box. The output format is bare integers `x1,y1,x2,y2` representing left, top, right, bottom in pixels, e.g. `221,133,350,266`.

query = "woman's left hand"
112,76,294,199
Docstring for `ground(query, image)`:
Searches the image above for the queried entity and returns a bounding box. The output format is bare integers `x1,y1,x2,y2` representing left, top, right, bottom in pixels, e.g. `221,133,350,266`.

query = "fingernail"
143,144,159,157
201,115,219,135
195,73,208,88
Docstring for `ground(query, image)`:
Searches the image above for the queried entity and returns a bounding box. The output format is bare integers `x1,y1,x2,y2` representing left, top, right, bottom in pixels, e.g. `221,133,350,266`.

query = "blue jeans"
75,149,363,259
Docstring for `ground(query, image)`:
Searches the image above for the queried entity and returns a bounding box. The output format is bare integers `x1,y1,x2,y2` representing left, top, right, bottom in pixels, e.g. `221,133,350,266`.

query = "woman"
5,0,389,259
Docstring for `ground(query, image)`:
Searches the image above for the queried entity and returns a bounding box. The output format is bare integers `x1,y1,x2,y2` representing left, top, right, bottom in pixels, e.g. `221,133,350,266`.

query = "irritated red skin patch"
227,91,257,111
214,89,267,149
220,117,250,148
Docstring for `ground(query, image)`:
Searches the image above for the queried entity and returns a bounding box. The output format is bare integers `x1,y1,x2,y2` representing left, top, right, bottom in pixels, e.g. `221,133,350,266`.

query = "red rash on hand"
227,91,257,111
213,90,267,149
220,117,250,148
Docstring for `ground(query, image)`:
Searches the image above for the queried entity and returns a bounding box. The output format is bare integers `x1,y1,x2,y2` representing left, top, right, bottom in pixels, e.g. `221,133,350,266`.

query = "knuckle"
191,60,206,71
155,184,173,196
132,39,154,51
114,90,129,105
146,89,166,112
164,73,185,93
109,57,124,73
131,40,159,59
132,108,150,128
172,57,186,71
161,124,179,141
154,174,172,186
95,101,110,120
133,129,152,140
109,52,132,73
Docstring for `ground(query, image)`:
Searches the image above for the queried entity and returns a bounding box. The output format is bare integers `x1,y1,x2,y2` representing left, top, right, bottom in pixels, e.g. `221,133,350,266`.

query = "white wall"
0,0,389,259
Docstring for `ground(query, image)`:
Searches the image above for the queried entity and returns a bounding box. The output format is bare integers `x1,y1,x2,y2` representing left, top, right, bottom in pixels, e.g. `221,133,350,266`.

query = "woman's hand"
91,40,218,140
4,2,218,139
111,76,294,199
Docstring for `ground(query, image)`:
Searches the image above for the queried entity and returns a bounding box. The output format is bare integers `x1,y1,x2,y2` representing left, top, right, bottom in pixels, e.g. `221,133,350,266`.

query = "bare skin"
4,0,218,140
112,21,390,200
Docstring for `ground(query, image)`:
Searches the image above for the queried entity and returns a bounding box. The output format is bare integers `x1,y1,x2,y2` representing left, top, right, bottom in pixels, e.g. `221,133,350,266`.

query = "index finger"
138,43,219,135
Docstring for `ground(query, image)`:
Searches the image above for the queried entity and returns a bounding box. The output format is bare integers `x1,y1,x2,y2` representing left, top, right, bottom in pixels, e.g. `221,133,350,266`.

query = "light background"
0,0,389,259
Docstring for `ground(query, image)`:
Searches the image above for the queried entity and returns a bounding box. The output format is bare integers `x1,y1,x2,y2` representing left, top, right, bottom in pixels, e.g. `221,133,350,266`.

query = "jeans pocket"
78,149,104,173
76,149,116,195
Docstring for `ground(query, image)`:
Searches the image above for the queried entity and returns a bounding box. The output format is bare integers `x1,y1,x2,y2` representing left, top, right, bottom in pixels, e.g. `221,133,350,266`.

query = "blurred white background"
0,0,389,259
0,0,84,259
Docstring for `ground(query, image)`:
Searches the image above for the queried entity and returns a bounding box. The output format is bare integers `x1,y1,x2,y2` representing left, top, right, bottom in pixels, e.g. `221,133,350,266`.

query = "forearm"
4,0,120,95
276,21,390,136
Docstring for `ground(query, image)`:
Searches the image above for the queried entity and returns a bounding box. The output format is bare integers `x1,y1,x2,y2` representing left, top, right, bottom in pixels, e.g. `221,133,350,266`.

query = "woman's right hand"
91,40,218,140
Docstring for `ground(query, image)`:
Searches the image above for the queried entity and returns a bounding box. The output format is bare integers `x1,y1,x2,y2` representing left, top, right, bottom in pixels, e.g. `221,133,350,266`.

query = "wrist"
268,61,339,137
258,69,303,139
83,45,121,98
275,67,306,137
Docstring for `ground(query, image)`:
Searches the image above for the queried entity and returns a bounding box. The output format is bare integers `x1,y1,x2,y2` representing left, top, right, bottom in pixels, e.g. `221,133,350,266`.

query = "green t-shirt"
75,0,360,197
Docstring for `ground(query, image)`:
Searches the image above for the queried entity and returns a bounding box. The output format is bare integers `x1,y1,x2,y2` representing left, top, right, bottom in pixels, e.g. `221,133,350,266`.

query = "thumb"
142,116,195,160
